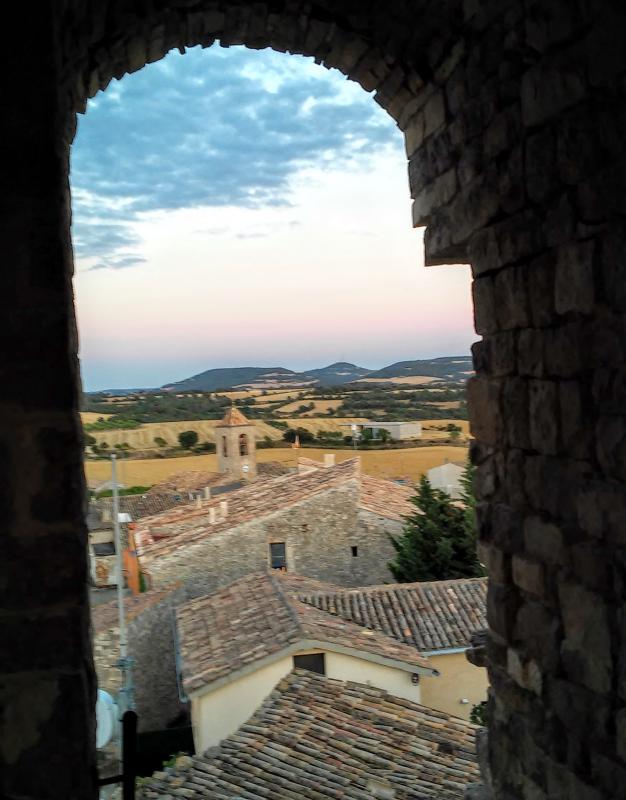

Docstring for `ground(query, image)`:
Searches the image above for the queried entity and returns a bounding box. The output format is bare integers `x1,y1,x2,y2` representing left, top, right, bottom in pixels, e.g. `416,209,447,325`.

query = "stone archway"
4,2,626,800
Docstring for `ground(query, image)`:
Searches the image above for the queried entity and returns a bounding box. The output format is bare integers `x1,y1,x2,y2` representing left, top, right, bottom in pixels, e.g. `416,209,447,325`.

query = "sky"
71,45,475,391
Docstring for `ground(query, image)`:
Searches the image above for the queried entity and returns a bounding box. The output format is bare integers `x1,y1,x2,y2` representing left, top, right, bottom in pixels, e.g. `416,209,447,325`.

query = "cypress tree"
388,468,482,582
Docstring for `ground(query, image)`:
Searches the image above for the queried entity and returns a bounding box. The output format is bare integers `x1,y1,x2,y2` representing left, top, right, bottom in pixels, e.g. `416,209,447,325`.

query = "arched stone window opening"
222,435,228,457
15,1,599,797
239,433,249,456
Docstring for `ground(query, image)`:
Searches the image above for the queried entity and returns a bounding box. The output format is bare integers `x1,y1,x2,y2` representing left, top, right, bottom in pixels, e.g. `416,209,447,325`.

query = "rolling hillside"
157,356,472,393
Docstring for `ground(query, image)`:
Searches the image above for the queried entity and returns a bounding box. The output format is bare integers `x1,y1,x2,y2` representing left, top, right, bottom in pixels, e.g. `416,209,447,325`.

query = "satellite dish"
242,464,250,473
96,689,119,748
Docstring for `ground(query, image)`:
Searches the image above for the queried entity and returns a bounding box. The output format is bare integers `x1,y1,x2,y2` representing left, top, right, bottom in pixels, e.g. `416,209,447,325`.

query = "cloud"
71,45,402,269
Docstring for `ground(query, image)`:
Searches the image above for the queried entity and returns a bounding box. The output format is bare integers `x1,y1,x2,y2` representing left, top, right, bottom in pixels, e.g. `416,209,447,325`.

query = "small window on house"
293,652,325,675
269,542,287,570
239,433,249,456
351,545,358,557
222,436,228,457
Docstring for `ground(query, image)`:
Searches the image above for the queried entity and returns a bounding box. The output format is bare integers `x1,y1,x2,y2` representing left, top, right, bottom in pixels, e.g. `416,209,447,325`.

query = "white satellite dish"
96,689,119,749
242,464,250,473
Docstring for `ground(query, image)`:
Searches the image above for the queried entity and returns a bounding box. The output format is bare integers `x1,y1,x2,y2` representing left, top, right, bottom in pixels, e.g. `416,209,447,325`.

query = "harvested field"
282,417,368,434
425,401,463,409
85,444,468,486
276,399,341,415
80,412,113,423
214,389,263,400
357,376,441,385
86,419,283,448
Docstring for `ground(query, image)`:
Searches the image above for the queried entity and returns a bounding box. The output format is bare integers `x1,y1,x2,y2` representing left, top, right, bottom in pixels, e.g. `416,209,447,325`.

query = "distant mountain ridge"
162,356,472,392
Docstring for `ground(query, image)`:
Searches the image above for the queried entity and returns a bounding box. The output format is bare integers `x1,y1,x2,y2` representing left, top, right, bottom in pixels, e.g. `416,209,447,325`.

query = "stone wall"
146,482,394,595
93,587,186,732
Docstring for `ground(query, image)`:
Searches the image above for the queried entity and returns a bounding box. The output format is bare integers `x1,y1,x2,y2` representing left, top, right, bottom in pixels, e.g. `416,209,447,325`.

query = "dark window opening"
222,436,228,457
293,652,325,675
93,542,115,556
239,433,249,456
351,545,358,557
269,542,287,570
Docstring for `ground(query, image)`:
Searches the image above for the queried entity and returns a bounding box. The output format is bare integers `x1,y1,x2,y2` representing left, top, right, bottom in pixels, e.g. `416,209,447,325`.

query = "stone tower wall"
4,2,626,798
216,424,258,480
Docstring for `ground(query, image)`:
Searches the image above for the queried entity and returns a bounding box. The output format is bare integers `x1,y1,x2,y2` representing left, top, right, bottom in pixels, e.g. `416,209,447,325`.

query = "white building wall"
427,462,465,499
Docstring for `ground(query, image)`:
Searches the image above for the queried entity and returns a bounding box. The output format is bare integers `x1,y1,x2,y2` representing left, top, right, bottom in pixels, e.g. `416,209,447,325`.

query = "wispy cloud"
70,45,400,270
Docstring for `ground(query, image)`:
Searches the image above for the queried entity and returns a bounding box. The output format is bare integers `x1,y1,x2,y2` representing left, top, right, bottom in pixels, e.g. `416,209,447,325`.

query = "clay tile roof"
140,671,479,800
359,473,415,520
298,456,415,520
175,572,433,695
218,406,251,426
135,459,362,562
91,583,181,634
295,577,488,652
95,492,185,521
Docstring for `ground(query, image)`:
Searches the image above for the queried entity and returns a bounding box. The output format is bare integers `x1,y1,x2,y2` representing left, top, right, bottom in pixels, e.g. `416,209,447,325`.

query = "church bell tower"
215,406,257,481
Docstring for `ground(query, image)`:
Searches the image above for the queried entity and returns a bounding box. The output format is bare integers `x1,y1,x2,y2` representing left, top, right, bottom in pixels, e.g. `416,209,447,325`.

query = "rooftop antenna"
111,454,135,715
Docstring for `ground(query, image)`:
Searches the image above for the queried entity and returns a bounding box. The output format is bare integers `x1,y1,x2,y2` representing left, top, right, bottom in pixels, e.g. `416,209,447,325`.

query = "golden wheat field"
357,376,441,385
85,419,284,448
282,417,368,434
277,399,342,415
85,444,469,487
80,412,113,423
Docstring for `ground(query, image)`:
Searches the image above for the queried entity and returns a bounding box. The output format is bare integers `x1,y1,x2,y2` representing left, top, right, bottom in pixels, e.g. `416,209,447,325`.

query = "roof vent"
219,500,228,519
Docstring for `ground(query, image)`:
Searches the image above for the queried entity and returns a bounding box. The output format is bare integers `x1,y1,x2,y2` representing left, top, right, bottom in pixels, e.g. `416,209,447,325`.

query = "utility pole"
112,455,134,715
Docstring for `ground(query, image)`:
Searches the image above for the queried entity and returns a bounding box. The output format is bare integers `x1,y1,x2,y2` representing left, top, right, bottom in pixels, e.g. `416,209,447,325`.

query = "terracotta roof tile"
218,406,251,426
140,670,479,800
175,572,433,695
294,577,488,652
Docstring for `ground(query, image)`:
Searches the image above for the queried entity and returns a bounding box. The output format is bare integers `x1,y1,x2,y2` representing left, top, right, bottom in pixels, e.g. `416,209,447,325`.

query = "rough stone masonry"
2,1,626,799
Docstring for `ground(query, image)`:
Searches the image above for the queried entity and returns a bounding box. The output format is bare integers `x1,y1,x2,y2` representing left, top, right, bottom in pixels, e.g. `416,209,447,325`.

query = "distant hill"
160,356,472,393
163,366,298,392
364,357,473,383
301,362,371,386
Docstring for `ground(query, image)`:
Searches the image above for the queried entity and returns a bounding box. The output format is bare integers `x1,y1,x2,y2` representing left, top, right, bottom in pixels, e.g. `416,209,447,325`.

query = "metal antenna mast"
112,454,135,714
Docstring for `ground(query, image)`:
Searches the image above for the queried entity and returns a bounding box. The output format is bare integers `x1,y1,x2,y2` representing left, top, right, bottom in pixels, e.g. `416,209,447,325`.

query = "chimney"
203,486,211,500
324,453,335,467
219,500,228,520
209,507,217,524
102,507,111,523
195,495,202,509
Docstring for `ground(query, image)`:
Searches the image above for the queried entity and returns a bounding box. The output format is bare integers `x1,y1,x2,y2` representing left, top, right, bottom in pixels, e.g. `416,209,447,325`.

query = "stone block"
558,581,612,695
515,599,561,671
529,379,559,455
423,90,446,138
524,516,564,566
518,329,544,377
494,266,530,330
512,555,546,599
543,324,582,378
555,240,595,315
467,376,502,445
503,377,531,449
472,277,498,335
525,126,558,203
521,62,586,128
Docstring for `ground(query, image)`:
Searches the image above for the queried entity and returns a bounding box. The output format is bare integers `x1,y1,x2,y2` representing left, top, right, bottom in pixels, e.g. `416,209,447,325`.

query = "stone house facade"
136,459,410,598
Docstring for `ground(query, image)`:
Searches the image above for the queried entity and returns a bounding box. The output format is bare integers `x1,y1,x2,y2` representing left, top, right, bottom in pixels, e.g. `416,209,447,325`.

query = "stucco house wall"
191,647,423,752
419,650,488,721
